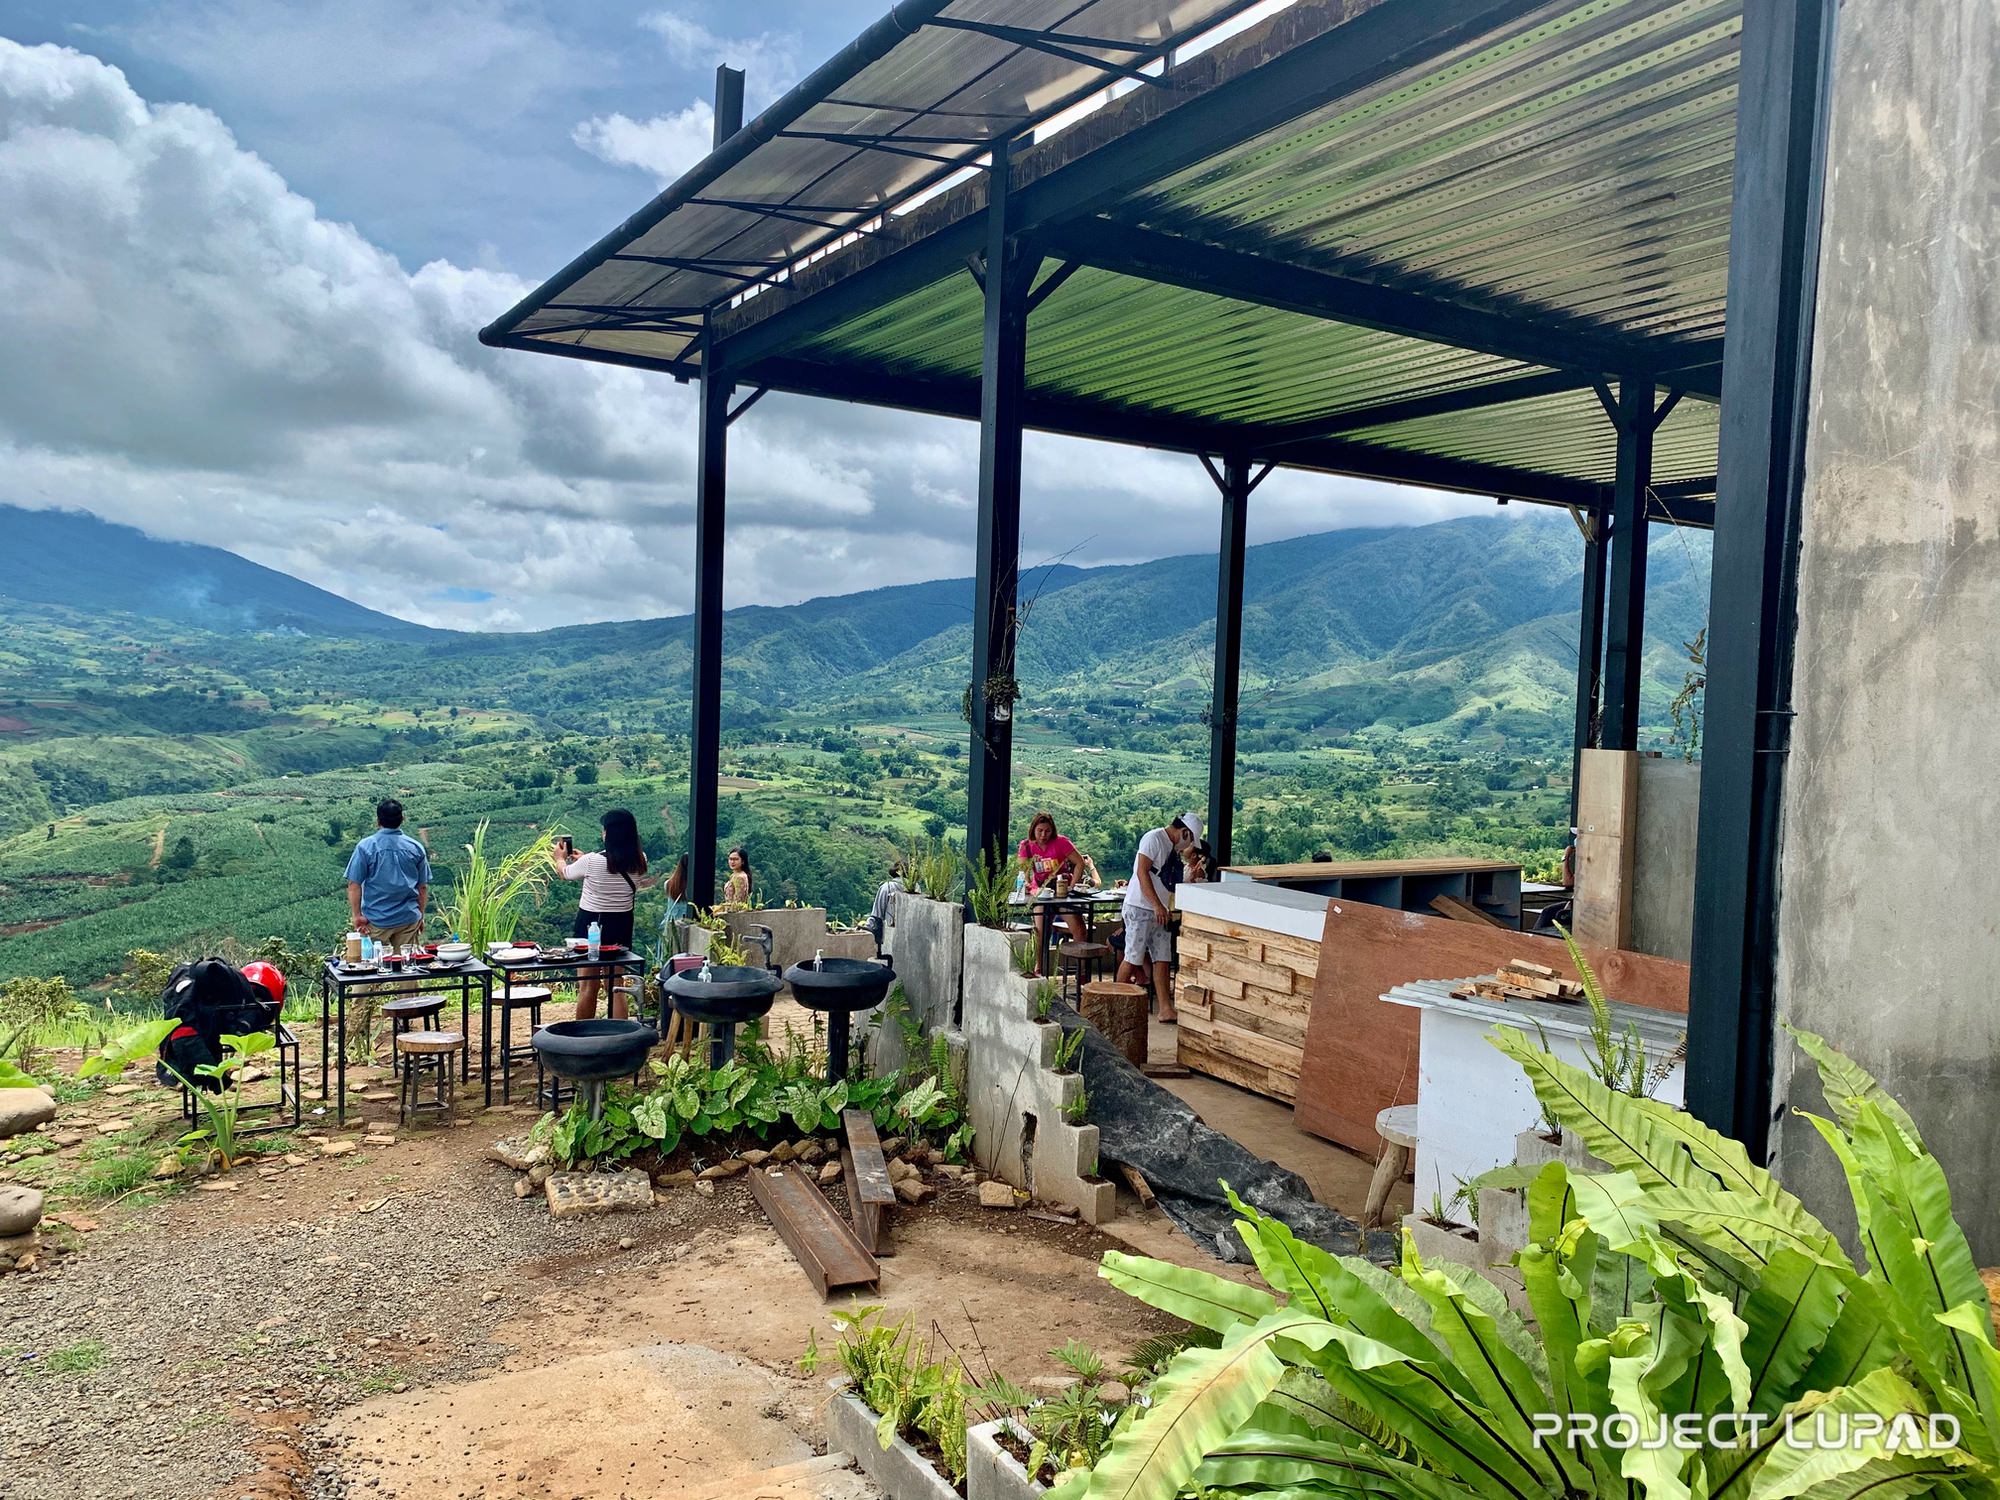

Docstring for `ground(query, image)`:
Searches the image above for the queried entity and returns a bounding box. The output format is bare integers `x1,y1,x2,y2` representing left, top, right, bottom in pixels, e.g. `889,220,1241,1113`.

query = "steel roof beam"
1043,220,1727,396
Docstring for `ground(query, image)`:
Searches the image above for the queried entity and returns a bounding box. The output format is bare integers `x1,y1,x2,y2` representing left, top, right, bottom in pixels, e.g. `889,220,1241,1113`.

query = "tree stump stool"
1078,980,1149,1068
1362,1103,1419,1228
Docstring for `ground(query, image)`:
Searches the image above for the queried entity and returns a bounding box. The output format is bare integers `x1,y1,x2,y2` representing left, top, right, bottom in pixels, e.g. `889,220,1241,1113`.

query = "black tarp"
1063,1005,1399,1265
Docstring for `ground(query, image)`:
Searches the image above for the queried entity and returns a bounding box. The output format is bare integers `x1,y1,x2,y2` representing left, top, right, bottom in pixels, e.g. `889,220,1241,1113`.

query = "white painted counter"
1175,878,1330,945
1382,978,1686,1211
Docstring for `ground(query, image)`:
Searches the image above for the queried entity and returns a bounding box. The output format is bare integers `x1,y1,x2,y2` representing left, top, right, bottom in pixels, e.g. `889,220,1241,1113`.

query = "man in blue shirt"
344,799,433,951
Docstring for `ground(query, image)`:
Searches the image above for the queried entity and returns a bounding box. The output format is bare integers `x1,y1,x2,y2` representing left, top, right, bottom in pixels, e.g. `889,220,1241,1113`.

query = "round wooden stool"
1362,1104,1419,1228
382,995,446,1060
397,1030,464,1124
1078,980,1149,1067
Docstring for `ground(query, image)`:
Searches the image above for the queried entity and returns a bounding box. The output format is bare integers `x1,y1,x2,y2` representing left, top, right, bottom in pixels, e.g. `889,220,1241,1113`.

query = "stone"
739,1148,770,1166
546,1169,654,1218
320,1140,358,1158
880,1136,906,1157
935,1164,968,1182
654,1168,697,1188
0,1090,57,1139
978,1180,1021,1210
817,1161,842,1185
694,1179,716,1197
485,1134,546,1171
105,1083,141,1096
96,1119,134,1135
0,1229,38,1259
0,1186,42,1236
512,1178,534,1200
362,1134,397,1148
767,1140,795,1163
282,1153,310,1168
50,1132,85,1148
198,1181,240,1193
892,1178,934,1206
796,1139,825,1164
617,1236,635,1251
527,1164,552,1188
888,1159,920,1183
481,1290,501,1304
152,1156,185,1180
698,1159,746,1181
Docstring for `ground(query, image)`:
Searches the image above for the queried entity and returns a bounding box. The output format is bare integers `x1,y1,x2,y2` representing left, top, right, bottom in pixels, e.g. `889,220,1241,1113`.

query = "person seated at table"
550,809,648,1020
1018,811,1088,965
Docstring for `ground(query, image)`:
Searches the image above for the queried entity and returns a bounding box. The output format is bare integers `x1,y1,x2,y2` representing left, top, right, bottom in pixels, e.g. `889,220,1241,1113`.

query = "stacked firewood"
1451,958,1584,1004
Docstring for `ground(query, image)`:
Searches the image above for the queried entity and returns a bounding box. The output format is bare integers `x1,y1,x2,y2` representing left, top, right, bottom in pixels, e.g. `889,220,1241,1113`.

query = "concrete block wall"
862,892,963,1080
961,924,1115,1223
1771,0,2000,1259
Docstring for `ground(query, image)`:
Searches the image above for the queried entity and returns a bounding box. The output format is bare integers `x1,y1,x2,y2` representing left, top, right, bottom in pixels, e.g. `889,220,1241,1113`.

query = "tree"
574,762,599,785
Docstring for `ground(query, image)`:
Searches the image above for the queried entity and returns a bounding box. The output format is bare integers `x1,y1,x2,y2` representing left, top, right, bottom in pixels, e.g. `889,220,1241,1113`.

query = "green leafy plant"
0,975,79,1073
901,837,960,902
1052,1024,1085,1073
686,907,749,967
1052,1027,2000,1500
965,838,1018,929
437,820,555,952
802,1307,979,1485
1034,978,1059,1018
1012,934,1040,975
1554,922,1666,1098
1062,1086,1089,1124
80,1018,274,1170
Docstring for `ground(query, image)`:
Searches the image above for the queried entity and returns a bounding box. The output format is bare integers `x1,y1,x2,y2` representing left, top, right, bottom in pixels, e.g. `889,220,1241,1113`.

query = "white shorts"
1122,905,1173,965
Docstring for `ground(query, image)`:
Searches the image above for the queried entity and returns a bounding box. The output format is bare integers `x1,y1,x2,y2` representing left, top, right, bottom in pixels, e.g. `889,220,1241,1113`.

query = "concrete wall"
1772,0,2000,1257
861,892,963,1079
1631,758,1700,962
960,923,1115,1221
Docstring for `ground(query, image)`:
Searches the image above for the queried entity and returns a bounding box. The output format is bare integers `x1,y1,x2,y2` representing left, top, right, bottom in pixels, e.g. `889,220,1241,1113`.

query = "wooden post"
1574,748,1639,950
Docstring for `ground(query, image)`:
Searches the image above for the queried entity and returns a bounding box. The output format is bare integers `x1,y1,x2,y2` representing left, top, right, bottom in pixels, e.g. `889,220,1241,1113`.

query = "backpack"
156,957,279,1090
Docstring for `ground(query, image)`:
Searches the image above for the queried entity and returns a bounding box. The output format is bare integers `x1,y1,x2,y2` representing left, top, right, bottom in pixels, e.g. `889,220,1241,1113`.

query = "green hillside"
0,508,1710,991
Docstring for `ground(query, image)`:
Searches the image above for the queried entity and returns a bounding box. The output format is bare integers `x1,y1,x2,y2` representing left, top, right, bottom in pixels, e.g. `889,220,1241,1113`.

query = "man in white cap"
1117,811,1202,1023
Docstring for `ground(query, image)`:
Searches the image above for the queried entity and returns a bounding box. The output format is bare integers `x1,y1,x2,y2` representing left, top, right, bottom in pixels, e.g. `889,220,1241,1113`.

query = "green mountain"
0,506,432,641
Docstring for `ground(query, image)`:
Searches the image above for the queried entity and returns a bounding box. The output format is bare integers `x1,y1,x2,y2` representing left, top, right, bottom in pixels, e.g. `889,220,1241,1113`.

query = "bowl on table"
433,941,473,965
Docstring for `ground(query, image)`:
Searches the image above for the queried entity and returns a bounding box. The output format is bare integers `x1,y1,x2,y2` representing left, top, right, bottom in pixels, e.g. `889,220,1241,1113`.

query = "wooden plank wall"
1291,901,1691,1155
1173,913,1320,1102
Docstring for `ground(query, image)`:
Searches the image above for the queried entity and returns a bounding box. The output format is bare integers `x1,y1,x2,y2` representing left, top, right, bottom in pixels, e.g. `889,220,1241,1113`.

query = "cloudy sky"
0,1,1491,631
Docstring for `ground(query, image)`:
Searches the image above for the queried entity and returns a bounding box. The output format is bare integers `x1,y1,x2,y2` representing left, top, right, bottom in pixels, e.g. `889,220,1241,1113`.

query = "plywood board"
1575,748,1639,950
1292,900,1689,1155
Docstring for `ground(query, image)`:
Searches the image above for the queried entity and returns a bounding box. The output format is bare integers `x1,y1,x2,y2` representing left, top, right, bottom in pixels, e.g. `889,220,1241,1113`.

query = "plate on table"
595,943,626,957
493,945,538,963
336,961,379,974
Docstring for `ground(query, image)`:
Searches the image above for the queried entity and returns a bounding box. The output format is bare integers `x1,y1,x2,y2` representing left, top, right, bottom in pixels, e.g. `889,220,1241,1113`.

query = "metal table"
485,948,650,1105
317,958,491,1125
1010,889,1127,977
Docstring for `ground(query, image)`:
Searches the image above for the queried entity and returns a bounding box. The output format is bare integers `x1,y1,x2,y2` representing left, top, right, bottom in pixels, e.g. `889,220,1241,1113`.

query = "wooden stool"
397,1031,464,1124
494,984,552,1103
382,995,446,1059
1078,980,1149,1067
1058,940,1114,1001
1362,1104,1419,1228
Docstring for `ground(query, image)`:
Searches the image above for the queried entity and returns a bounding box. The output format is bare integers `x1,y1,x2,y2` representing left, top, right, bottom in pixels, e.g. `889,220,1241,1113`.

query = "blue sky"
0,2,1486,629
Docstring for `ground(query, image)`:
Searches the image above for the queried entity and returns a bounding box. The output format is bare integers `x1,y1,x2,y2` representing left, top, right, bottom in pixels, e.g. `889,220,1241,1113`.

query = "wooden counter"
1219,857,1522,926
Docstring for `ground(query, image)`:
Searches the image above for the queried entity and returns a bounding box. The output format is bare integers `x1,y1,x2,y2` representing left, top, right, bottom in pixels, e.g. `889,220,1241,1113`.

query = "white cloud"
641,12,802,91
0,35,1482,635
572,101,715,184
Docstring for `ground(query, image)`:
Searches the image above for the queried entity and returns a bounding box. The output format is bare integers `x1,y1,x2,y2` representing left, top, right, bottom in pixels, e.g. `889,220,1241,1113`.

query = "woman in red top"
1019,811,1090,965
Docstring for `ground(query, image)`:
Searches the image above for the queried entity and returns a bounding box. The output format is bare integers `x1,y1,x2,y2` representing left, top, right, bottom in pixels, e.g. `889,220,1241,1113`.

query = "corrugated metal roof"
1117,0,1740,346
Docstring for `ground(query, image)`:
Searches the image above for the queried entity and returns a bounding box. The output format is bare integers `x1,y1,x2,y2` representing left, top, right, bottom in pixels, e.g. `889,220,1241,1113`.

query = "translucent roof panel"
488,0,1279,364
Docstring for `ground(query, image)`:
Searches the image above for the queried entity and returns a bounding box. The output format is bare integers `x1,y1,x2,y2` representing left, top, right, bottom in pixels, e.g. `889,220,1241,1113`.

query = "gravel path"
0,1147,742,1500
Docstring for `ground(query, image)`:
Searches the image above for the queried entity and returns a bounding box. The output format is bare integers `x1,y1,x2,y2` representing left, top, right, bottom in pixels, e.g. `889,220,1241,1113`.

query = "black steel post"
1570,514,1609,822
1598,378,1654,751
1685,0,1835,1154
1207,453,1251,866
966,140,1035,866
686,70,745,912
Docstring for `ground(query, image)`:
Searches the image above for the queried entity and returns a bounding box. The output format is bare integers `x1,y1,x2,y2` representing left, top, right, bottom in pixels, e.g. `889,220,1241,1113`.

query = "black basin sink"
663,964,782,1027
532,1018,660,1083
783,957,896,1014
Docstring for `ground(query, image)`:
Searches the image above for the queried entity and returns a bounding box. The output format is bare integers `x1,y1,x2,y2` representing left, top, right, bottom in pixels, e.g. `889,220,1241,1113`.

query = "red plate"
597,944,625,956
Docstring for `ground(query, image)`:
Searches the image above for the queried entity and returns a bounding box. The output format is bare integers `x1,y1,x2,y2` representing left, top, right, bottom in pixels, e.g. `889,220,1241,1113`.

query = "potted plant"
804,1308,967,1500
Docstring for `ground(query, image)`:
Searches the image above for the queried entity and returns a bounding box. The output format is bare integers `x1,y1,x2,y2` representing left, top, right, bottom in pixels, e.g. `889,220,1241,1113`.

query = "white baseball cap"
1175,811,1204,843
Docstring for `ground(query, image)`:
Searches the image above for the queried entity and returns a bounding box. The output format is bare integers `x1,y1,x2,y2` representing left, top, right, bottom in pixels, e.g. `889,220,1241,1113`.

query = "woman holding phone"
550,809,649,1019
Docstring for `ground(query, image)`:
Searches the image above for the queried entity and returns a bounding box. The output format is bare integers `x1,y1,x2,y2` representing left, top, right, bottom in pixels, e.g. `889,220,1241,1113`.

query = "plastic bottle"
587,919,602,960
1012,868,1028,902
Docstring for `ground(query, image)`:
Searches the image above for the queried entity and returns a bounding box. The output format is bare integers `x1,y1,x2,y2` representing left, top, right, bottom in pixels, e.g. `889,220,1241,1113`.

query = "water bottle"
1012,868,1028,902
587,920,602,960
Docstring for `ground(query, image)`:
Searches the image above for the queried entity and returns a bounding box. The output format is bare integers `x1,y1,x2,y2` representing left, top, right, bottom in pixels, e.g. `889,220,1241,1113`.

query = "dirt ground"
0,1037,1222,1500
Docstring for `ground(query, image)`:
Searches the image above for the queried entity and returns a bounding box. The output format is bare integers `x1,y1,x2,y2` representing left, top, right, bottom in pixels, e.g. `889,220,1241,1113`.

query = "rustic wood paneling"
1174,912,1315,1101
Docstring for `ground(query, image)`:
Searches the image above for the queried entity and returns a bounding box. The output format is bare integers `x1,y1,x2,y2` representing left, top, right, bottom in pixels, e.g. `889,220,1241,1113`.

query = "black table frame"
1011,892,1126,978
484,951,650,1106
317,959,491,1125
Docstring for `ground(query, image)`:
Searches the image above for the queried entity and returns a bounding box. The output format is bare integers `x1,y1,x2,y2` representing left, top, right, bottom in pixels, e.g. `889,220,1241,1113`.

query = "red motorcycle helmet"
241,960,286,1005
